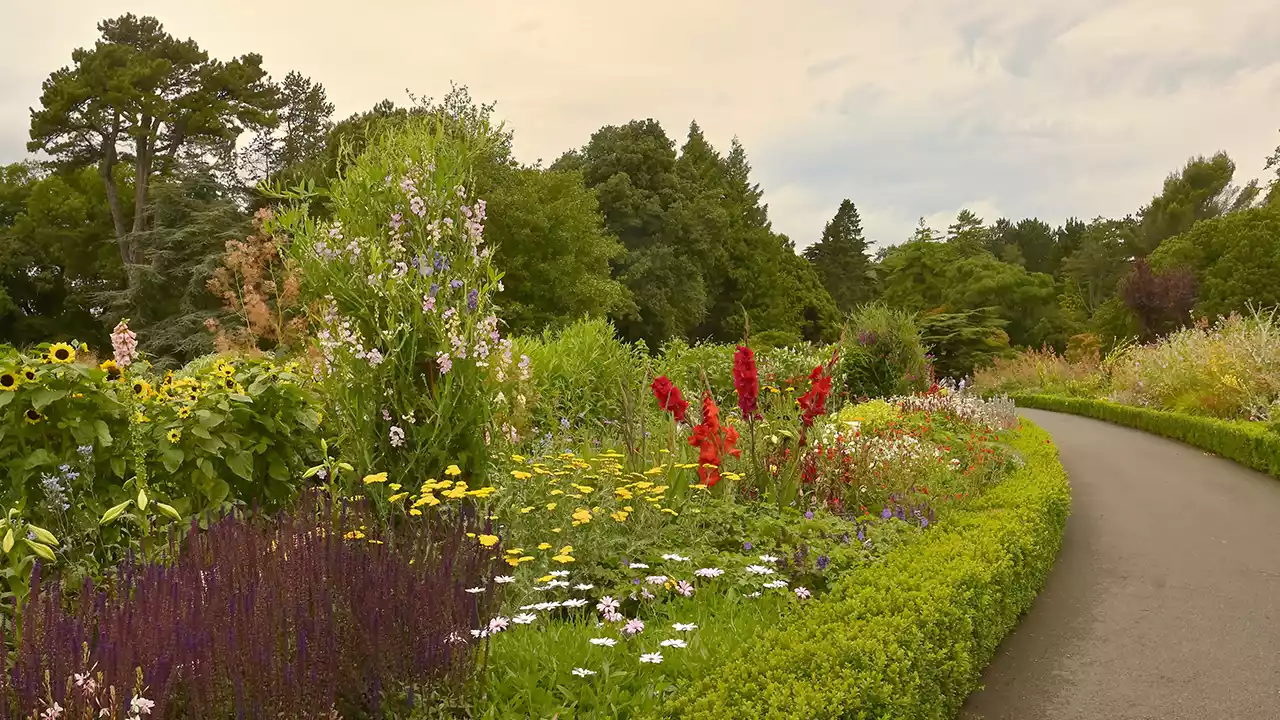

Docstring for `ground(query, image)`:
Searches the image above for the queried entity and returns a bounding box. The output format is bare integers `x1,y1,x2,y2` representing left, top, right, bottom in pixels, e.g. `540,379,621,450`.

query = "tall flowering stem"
651,376,689,424
110,320,138,369
733,343,763,491
687,392,741,489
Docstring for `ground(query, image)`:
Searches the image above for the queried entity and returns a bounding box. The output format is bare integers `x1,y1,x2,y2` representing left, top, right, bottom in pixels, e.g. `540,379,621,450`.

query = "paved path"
961,408,1280,720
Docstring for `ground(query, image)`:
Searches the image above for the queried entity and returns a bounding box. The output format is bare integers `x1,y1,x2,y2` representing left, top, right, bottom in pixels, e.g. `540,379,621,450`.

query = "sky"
2,0,1279,249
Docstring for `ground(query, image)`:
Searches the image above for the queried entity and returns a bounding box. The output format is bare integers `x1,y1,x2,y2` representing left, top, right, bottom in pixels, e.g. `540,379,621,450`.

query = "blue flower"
816,555,830,570
743,541,753,551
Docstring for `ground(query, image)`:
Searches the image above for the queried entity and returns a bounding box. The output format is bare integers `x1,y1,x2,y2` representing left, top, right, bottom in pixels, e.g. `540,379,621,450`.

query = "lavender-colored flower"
422,295,437,313
437,352,453,375
560,417,571,431
450,279,465,290
675,581,694,597
622,618,645,636
389,426,405,448
816,555,830,571
77,444,93,457
366,349,384,367
743,541,753,551
409,196,426,218
804,510,814,520
794,587,812,600
882,506,892,520
382,407,392,421
390,212,404,232
467,288,479,312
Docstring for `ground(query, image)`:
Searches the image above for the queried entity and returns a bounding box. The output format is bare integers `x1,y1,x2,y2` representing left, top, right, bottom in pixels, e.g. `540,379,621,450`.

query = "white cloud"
1,0,1277,249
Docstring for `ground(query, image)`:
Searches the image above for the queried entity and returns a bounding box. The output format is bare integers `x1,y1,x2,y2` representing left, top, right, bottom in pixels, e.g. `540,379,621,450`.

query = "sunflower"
47,343,76,364
24,408,43,424
0,371,18,392
215,362,235,378
167,429,182,443
99,359,122,382
177,405,192,419
132,380,152,398
21,368,36,382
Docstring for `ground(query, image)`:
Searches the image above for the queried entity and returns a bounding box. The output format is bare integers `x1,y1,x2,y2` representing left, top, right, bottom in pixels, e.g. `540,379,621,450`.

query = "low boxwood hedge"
1011,393,1280,479
658,420,1071,720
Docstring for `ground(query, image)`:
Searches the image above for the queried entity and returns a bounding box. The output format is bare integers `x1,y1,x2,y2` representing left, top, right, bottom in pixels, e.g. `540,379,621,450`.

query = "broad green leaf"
94,420,113,446
30,388,67,410
100,500,132,524
227,452,253,481
1,528,12,553
0,393,13,409
161,447,184,473
191,425,213,439
109,456,126,479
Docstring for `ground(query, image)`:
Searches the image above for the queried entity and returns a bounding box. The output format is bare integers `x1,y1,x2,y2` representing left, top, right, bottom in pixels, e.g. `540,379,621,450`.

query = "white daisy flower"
694,567,724,578
494,575,516,584
759,554,782,563
744,565,775,576
562,598,589,608
513,613,537,624
672,622,698,632
572,667,597,677
589,637,617,647
660,638,688,648
549,570,570,578
628,562,650,569
661,553,691,562
573,583,595,591
465,586,486,594
639,652,664,664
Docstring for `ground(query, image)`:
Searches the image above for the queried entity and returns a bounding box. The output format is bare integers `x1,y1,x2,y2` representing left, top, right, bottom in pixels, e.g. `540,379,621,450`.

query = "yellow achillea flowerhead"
644,467,664,475
611,510,629,522
445,464,462,476
545,502,557,511
478,534,499,547
538,542,552,550
363,473,388,485
661,508,678,516
571,508,592,524
387,492,409,503
468,486,498,499
409,508,423,516
519,506,535,514
389,483,402,491
511,470,532,480
552,554,575,564
511,454,526,463
47,343,76,364
343,530,365,540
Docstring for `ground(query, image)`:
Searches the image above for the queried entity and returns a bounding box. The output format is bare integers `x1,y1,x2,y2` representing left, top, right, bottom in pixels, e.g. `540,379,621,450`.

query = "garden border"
1010,393,1280,480
659,419,1071,719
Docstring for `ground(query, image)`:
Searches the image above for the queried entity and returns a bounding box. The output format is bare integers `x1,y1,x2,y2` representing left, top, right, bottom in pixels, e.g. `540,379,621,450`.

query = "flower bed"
659,419,1070,719
1012,393,1280,479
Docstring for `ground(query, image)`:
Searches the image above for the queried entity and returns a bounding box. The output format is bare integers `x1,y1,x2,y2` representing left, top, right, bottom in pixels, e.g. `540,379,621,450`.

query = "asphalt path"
961,408,1280,720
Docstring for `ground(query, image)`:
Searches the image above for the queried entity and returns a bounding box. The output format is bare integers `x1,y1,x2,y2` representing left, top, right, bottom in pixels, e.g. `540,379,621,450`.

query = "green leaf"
161,447,184,473
227,452,253,481
0,393,14,409
94,419,113,446
30,388,67,410
156,503,182,521
24,539,55,562
109,456,126,479
22,449,53,470
229,394,253,403
2,528,12,553
191,424,213,440
100,500,132,525
268,457,289,482
26,525,58,546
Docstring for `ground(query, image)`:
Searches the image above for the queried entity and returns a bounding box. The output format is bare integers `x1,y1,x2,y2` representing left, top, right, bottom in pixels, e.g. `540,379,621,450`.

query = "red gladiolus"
651,375,689,423
688,392,741,487
798,364,833,428
732,345,760,419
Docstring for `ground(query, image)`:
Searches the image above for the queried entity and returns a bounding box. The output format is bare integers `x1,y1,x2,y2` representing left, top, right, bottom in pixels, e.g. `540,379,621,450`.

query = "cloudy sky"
2,1,1279,248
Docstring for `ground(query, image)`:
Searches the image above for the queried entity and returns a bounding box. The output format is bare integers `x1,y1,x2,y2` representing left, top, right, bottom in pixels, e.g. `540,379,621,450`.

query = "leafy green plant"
836,304,932,400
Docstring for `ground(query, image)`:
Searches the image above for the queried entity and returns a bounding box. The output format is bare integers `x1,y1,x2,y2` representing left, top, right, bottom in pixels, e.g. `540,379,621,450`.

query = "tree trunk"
132,115,154,236
99,113,130,265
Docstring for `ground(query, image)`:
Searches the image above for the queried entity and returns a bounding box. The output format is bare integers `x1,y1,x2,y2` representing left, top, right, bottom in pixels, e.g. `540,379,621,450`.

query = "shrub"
660,420,1070,719
2,495,496,719
835,304,931,400
277,112,527,486
515,317,643,434
972,346,1106,398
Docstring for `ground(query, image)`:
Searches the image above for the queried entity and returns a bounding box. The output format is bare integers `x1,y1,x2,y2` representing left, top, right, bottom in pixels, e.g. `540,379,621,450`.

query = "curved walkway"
961,408,1280,720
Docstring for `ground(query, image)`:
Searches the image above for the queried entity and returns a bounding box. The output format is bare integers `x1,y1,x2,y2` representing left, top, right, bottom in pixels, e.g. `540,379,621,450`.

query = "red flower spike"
732,345,760,420
651,376,690,423
687,392,741,487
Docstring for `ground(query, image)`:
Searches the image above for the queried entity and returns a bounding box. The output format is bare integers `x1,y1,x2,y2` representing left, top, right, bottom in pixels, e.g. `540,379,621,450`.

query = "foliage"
277,112,526,487
661,421,1070,719
1119,258,1197,340
918,308,1011,380
3,495,495,719
1134,152,1250,256
0,343,322,578
28,14,281,255
481,166,632,334
1148,203,1280,321
1011,394,1280,479
804,200,875,313
972,346,1108,399
835,304,931,400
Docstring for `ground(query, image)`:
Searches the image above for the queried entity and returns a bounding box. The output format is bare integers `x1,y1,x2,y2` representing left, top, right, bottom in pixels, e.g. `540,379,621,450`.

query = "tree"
1060,218,1135,312
804,199,875,313
1149,204,1280,320
946,209,989,255
0,163,123,346
1133,152,1240,256
918,308,1011,380
28,14,280,266
1120,258,1197,340
243,71,334,183
483,166,633,334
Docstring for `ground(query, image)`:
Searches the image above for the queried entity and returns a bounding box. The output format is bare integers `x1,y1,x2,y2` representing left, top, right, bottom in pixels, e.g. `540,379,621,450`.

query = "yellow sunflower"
22,368,36,382
24,408,43,425
215,362,235,378
176,405,192,419
99,359,122,382
0,371,18,392
47,343,76,364
167,429,182,443
132,380,153,398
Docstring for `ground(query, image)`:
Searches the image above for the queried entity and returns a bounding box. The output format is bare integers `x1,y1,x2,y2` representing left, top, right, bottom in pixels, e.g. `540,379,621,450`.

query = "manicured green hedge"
658,421,1071,720
1012,393,1280,479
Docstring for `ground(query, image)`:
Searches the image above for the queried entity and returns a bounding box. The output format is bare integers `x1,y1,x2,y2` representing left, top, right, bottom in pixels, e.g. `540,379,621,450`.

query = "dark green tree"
1060,218,1135,313
28,13,281,267
946,209,989,255
1133,152,1240,256
918,307,1011,379
804,199,875,313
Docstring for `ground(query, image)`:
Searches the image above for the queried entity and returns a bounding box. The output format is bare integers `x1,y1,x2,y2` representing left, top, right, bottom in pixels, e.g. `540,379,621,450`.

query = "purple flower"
804,510,814,520
409,196,426,218
816,555,830,571
428,283,440,299
450,279,465,290
467,289,479,312
437,352,453,375
743,541,753,551
881,507,892,520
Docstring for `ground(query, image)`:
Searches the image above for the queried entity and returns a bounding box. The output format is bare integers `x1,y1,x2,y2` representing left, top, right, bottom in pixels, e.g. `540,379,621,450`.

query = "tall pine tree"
804,199,874,313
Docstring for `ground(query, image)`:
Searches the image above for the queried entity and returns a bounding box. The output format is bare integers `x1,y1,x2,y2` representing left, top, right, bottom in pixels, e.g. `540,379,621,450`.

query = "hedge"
658,420,1071,720
1011,393,1280,479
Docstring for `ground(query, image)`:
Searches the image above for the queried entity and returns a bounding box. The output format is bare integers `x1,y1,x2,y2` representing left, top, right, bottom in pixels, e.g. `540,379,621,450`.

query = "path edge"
1011,393,1280,479
661,419,1071,719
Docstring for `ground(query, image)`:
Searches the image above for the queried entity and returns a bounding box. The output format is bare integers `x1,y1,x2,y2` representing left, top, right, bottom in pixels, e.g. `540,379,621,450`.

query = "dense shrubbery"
834,304,932,400
662,421,1070,719
976,308,1280,422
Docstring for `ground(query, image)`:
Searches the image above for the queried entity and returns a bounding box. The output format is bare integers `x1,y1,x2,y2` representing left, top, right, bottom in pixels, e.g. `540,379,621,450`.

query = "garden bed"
658,418,1071,719
1012,393,1280,479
